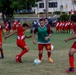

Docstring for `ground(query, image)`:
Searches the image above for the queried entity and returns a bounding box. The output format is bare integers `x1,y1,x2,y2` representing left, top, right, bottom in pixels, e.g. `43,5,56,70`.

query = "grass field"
0,28,76,75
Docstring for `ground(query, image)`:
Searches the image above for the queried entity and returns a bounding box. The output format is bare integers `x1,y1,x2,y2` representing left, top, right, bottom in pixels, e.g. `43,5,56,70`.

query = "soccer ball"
51,44,54,50
34,59,41,65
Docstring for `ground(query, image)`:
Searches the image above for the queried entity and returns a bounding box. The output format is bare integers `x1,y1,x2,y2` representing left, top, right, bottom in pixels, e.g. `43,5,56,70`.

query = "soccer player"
32,19,53,63
5,21,10,34
55,21,60,33
64,15,76,72
12,20,17,31
5,23,32,63
0,24,5,59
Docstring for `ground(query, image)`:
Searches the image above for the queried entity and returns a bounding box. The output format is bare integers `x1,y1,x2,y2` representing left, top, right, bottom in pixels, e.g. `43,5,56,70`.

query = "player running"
65,15,76,72
5,23,32,63
32,18,53,63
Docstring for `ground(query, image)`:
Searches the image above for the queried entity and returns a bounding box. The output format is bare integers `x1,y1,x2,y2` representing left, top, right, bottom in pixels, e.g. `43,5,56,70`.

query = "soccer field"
0,29,76,75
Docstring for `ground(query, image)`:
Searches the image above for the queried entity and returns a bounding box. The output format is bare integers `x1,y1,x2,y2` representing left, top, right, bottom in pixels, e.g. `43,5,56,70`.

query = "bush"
59,14,70,21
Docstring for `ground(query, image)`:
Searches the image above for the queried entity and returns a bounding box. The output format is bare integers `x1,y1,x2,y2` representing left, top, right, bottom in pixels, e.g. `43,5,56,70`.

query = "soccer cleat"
16,55,22,63
16,55,19,62
48,58,53,63
18,58,22,63
1,54,4,59
66,68,76,73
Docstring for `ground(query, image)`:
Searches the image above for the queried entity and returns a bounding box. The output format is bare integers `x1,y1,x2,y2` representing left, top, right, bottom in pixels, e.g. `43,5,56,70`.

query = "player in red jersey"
12,20,17,31
65,15,76,72
62,21,65,33
55,21,60,33
59,21,63,33
70,22,74,33
0,24,5,59
5,22,10,34
5,23,32,63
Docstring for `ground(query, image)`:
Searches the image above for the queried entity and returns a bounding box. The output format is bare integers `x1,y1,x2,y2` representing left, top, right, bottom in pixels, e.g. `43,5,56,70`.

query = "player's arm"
2,29,5,37
32,26,38,45
5,30,17,39
65,34,76,42
24,35,32,38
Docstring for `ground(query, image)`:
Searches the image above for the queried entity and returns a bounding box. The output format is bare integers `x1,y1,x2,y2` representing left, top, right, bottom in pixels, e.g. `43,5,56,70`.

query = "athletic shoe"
16,55,20,62
48,58,53,63
1,54,4,59
18,58,22,63
66,68,76,73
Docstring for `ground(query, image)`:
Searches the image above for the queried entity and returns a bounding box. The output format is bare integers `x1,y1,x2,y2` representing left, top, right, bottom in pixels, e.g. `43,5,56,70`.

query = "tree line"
0,0,40,23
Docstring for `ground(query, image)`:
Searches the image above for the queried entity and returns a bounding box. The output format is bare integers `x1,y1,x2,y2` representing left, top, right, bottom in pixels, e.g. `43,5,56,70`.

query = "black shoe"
66,68,75,73
1,54,4,59
69,68,74,71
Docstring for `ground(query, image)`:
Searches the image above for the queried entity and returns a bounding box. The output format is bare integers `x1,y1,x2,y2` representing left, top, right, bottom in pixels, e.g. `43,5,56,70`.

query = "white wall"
33,0,76,13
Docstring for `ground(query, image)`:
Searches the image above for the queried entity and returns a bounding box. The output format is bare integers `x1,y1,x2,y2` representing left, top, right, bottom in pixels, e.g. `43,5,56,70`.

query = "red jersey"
0,24,2,45
55,22,59,30
59,22,63,30
5,22,10,31
70,22,74,29
17,25,25,41
12,21,16,30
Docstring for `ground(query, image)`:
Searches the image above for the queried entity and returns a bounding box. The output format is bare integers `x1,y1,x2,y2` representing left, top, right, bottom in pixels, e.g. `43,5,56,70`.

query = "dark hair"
71,15,76,22
45,18,49,21
22,23,28,27
39,18,45,22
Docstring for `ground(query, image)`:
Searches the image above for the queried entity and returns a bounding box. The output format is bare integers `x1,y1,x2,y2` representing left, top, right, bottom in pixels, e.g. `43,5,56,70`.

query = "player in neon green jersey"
32,19,53,63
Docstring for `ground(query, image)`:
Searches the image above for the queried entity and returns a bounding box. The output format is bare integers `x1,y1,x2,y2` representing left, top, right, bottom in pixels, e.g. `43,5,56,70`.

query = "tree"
0,0,40,23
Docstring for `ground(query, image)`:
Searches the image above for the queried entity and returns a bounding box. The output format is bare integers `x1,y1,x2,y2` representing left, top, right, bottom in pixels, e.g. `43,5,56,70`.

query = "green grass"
0,28,76,75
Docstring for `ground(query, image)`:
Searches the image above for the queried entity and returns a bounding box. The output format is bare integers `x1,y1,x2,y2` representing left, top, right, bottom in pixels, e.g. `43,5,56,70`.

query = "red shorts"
71,42,76,49
38,43,51,51
16,40,26,49
0,40,2,46
6,28,10,31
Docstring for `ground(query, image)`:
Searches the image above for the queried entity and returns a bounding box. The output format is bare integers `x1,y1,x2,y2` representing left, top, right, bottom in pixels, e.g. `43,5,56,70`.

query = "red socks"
48,52,51,58
38,52,51,60
39,53,42,60
19,50,28,58
69,55,74,68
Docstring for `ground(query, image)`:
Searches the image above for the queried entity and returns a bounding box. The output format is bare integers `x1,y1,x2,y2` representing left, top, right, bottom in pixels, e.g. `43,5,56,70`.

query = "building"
32,0,76,14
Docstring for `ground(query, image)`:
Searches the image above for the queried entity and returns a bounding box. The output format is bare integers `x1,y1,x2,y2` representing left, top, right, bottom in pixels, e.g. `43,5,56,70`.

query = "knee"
39,51,43,54
24,46,29,52
69,52,73,56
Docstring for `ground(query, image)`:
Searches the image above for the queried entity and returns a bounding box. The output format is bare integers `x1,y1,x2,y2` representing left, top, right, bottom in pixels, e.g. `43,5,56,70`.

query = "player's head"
39,19,45,27
22,23,28,30
45,18,49,24
71,15,76,25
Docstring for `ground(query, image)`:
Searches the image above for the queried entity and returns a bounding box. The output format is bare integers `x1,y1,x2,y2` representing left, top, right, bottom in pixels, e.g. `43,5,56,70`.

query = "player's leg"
18,45,29,58
66,48,76,72
45,44,53,63
16,41,29,62
0,41,4,59
38,44,44,62
66,45,76,72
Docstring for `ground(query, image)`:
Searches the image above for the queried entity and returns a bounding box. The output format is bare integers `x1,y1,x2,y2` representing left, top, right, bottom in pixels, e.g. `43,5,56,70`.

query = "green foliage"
59,14,70,21
54,11,60,15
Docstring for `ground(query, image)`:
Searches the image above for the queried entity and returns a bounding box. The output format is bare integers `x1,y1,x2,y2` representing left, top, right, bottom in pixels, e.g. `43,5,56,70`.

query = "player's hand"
33,40,36,45
64,38,69,42
5,36,8,40
45,36,49,41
